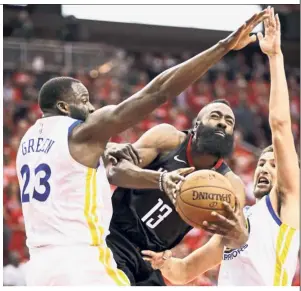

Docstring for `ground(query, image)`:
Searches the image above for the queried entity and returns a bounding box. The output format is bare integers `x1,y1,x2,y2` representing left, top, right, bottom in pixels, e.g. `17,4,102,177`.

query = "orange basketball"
176,170,236,229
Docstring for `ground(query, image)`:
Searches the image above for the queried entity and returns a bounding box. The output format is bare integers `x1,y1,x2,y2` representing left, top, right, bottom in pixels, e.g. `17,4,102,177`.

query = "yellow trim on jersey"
84,168,99,245
273,224,296,286
84,168,130,286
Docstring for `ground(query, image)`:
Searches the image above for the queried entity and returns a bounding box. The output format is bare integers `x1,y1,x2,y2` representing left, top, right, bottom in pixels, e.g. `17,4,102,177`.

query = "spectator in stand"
3,44,299,286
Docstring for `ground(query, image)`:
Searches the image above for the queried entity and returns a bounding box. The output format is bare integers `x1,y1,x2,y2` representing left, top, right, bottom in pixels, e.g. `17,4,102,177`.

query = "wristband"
159,172,166,192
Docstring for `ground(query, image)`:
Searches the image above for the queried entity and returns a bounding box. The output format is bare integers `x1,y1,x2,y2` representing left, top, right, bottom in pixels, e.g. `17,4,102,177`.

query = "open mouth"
215,130,225,137
257,176,269,186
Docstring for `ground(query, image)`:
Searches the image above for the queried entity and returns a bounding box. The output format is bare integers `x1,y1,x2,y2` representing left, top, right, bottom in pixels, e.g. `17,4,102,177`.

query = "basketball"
176,170,236,229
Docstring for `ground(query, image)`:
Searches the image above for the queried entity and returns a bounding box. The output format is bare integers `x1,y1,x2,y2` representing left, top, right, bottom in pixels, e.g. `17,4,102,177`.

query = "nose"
260,167,269,175
88,102,95,113
217,120,227,130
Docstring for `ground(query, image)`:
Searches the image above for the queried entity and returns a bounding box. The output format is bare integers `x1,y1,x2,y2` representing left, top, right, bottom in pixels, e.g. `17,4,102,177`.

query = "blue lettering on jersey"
223,244,248,260
22,138,55,156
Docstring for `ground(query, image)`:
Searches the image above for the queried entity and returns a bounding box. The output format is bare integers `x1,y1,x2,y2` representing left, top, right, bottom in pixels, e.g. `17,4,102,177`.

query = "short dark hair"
260,144,300,168
38,77,80,112
260,145,274,156
209,99,230,107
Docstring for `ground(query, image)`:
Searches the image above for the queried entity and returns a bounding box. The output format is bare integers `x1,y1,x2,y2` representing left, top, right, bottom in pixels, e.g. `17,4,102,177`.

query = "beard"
69,105,88,121
191,123,234,158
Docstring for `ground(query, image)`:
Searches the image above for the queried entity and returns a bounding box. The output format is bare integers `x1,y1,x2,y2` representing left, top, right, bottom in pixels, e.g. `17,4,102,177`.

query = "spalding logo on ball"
176,170,236,229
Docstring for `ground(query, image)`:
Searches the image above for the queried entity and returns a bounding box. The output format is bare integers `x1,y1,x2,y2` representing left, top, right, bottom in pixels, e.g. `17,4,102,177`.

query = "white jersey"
16,116,130,286
218,195,299,286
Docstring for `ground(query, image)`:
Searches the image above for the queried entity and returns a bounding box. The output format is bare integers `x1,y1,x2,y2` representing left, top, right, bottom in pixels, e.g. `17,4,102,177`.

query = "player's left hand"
220,9,268,51
163,167,195,205
104,143,141,166
141,249,172,270
202,197,248,249
257,6,282,56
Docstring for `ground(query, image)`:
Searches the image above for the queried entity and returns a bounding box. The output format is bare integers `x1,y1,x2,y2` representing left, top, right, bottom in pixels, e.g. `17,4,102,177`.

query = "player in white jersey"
16,15,267,285
142,7,299,286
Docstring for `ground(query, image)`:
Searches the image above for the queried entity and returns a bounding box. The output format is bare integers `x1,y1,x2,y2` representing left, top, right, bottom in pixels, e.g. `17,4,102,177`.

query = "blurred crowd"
3,45,300,285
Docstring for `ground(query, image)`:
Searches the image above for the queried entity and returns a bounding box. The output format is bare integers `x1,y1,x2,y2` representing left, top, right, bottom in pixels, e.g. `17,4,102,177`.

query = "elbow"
269,115,290,130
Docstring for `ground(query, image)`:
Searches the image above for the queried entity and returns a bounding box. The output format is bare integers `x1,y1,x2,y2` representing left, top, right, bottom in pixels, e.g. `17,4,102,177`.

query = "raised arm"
258,7,299,196
74,11,267,143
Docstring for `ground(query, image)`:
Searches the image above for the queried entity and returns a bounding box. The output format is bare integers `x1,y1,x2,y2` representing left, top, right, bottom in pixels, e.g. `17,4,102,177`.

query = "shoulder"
134,123,187,150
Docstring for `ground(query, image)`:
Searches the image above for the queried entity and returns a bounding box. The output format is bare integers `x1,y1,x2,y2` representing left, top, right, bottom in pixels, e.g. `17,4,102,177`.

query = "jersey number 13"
141,198,173,229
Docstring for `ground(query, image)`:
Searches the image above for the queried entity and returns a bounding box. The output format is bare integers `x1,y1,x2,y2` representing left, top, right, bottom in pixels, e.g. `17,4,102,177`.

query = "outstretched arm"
73,11,268,143
142,235,224,285
143,201,249,284
258,8,299,197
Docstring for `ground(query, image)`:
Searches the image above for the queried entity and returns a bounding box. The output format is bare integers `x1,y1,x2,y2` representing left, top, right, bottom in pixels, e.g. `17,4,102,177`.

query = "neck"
42,109,63,118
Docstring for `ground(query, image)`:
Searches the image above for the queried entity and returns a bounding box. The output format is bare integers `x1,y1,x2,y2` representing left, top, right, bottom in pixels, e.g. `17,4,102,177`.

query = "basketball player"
15,10,267,286
105,97,251,286
142,7,299,286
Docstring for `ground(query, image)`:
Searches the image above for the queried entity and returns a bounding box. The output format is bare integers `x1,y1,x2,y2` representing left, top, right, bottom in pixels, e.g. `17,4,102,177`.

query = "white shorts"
26,245,130,286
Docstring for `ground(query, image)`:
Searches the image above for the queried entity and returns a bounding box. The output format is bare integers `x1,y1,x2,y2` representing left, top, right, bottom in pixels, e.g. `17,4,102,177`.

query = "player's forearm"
159,257,189,285
156,41,229,99
161,236,224,285
107,159,160,189
268,52,291,128
108,42,230,134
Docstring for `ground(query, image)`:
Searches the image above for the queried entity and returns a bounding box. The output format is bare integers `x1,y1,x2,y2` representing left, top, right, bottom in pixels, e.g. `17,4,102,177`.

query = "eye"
211,113,219,119
271,162,276,168
226,119,234,126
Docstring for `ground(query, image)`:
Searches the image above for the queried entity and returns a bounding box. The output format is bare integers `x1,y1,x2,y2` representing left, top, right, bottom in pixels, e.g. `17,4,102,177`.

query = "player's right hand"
162,167,195,205
141,250,172,270
104,143,141,166
202,197,248,249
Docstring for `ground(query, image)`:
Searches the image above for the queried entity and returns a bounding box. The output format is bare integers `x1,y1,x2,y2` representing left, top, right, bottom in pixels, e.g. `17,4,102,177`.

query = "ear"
56,101,69,115
192,120,200,134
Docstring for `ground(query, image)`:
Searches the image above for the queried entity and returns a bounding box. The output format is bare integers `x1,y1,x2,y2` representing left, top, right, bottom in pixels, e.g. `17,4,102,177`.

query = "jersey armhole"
66,120,100,170
265,195,282,226
68,120,83,136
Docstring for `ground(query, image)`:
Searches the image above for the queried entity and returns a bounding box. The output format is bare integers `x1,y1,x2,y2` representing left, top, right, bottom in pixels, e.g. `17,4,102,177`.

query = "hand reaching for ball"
162,167,195,205
202,197,249,249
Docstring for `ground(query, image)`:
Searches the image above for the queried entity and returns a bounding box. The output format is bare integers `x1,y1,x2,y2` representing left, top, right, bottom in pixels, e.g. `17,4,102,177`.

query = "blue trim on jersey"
68,120,83,137
68,120,101,169
266,195,282,226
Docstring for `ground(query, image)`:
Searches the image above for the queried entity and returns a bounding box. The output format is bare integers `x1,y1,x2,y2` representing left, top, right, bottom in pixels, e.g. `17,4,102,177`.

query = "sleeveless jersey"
16,116,113,251
218,195,299,286
107,131,231,252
